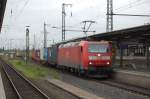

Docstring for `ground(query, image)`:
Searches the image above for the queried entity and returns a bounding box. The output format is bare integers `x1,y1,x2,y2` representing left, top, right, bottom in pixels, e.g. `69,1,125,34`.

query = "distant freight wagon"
31,49,40,62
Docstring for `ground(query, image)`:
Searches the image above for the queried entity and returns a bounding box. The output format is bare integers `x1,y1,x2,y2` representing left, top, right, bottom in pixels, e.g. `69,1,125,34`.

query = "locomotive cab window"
88,44,110,53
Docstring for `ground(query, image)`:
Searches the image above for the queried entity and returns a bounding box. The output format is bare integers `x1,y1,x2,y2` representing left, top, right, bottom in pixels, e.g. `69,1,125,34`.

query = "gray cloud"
0,0,150,49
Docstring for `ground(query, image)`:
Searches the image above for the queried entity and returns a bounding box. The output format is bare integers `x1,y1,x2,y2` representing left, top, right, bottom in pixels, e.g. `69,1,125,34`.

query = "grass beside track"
8,59,60,79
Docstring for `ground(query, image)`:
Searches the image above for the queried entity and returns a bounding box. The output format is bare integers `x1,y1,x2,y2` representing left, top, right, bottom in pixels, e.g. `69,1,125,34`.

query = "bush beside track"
8,59,60,79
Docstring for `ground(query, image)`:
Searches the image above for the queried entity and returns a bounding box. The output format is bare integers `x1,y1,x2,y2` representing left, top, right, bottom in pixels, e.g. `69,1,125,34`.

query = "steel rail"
1,61,22,99
96,79,150,97
1,60,50,99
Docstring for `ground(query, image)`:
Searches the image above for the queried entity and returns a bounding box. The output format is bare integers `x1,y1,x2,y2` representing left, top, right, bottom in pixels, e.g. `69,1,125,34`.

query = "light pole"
62,3,72,41
26,26,30,63
43,22,50,48
10,39,14,51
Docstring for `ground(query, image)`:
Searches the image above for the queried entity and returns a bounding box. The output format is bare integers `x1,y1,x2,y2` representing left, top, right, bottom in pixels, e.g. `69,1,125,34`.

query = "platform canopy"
91,24,150,43
57,24,150,45
0,0,7,32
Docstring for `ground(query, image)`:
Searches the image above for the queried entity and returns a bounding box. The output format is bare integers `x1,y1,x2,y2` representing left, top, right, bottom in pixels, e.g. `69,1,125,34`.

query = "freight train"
31,40,113,77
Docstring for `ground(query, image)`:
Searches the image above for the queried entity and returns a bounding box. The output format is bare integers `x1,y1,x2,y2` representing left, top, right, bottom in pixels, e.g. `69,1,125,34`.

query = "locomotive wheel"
84,70,88,78
78,71,81,76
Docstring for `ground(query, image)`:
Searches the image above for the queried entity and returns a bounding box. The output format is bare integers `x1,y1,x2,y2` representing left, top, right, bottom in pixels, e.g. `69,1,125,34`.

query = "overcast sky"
0,0,150,49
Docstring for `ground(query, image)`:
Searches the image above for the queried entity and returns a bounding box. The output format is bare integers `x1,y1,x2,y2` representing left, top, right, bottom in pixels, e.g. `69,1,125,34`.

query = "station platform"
0,73,6,99
47,79,103,99
113,69,150,89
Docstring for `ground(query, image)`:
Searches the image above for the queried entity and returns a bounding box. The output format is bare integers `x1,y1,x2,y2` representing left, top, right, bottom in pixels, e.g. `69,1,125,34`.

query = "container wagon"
47,44,59,66
31,49,40,62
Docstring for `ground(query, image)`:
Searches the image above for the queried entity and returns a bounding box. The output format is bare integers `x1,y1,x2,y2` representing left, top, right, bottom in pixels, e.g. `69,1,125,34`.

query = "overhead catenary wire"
4,0,31,37
115,0,149,12
110,13,150,17
14,0,30,20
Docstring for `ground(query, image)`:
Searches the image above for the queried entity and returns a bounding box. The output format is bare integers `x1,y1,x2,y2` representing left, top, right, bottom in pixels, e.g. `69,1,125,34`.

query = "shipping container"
31,49,40,62
40,48,44,60
44,48,48,61
48,44,59,65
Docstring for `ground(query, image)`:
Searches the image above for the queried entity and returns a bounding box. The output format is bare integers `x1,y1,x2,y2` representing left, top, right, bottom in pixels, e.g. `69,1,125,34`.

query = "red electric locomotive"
58,40,112,77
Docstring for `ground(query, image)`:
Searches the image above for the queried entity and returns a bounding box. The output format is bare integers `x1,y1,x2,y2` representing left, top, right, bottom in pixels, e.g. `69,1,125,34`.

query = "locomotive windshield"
88,44,110,53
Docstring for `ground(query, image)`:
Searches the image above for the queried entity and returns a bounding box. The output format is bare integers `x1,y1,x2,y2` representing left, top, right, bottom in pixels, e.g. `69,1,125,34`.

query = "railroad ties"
1,60,50,99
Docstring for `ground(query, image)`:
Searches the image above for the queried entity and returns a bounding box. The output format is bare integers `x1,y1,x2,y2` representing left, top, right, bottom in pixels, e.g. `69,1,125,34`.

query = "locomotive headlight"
89,62,92,65
97,54,101,56
107,62,110,65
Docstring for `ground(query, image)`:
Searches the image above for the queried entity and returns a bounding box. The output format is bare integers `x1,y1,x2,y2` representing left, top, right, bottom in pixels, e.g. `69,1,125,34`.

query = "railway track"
0,60,50,99
54,63,150,97
94,79,150,97
25,60,150,98
51,65,150,97
48,64,150,97
17,58,150,99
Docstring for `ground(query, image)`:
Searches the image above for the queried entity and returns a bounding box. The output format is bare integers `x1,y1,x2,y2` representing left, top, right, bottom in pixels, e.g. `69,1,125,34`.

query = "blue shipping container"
44,48,48,61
